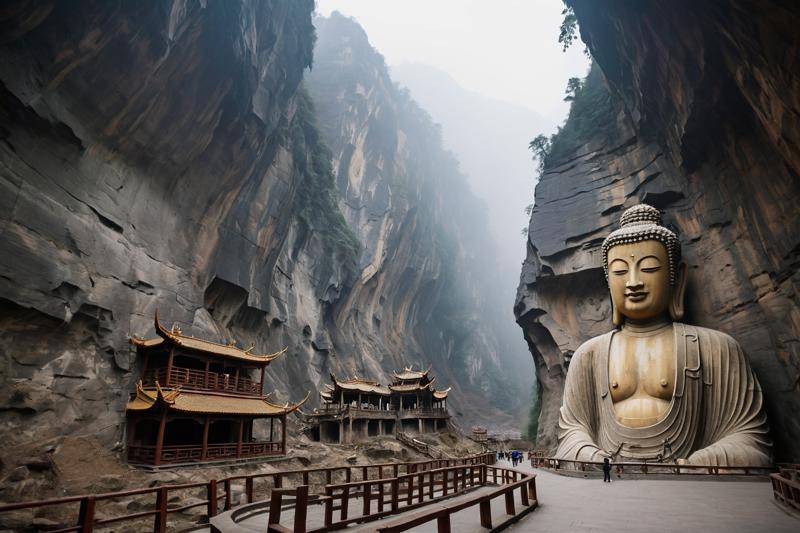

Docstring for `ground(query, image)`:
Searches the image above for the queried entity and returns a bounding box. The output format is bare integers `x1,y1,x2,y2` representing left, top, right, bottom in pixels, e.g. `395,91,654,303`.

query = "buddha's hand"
676,458,687,465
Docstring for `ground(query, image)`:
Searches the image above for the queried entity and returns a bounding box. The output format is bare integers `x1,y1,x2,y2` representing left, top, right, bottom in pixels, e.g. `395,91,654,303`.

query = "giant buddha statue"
555,204,771,466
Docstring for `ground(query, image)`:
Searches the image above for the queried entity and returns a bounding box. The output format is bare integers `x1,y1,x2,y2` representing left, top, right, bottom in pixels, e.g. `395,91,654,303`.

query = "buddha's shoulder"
679,323,739,344
677,323,743,353
572,332,615,359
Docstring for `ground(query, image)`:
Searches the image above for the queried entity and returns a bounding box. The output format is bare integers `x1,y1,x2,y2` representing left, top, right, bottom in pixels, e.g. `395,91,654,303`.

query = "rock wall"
0,0,526,481
306,13,528,429
515,0,800,460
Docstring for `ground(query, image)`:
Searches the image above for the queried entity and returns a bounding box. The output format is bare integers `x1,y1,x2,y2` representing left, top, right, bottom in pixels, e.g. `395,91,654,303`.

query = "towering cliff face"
0,0,526,476
515,0,800,460
307,13,529,429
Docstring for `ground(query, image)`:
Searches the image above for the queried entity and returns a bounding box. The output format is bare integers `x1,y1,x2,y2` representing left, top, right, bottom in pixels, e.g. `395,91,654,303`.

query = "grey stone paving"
506,460,799,533
210,460,799,532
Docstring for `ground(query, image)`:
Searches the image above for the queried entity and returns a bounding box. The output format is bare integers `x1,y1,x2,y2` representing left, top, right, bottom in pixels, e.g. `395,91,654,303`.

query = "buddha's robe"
555,323,771,466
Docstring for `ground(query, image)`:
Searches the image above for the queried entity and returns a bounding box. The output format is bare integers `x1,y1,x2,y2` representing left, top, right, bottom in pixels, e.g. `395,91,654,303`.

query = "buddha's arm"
555,344,607,461
685,334,771,467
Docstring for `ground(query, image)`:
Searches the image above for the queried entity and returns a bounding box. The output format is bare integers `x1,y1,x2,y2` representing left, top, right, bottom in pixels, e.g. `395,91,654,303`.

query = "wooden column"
339,419,344,444
154,410,167,466
165,349,175,386
234,367,240,392
418,418,423,434
259,365,266,395
270,417,274,442
281,414,287,454
204,359,210,389
141,353,149,382
201,416,210,460
237,417,244,458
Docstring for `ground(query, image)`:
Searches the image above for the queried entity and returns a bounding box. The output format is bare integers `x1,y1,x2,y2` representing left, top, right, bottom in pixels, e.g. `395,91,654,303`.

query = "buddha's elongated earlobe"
669,261,688,321
612,301,623,327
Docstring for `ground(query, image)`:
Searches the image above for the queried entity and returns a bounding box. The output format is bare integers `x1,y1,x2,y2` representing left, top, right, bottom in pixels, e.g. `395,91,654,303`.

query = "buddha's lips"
625,291,648,300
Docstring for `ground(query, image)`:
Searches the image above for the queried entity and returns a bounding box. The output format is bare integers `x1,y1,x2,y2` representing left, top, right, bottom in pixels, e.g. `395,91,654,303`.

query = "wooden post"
208,480,218,517
391,478,399,512
274,473,282,488
246,477,254,503
270,417,274,442
141,353,149,383
406,475,414,505
437,514,451,533
237,418,244,458
267,489,283,527
224,479,232,511
78,496,95,533
442,470,448,496
418,473,424,503
294,485,309,533
428,472,434,499
340,486,349,520
363,482,371,517
479,500,492,528
260,365,266,395
521,482,529,506
281,414,287,454
201,416,210,460
234,366,240,392
324,486,333,526
165,348,175,386
204,358,210,389
362,465,369,481
529,479,537,501
154,487,168,533
504,490,515,515
453,469,459,493
154,410,167,466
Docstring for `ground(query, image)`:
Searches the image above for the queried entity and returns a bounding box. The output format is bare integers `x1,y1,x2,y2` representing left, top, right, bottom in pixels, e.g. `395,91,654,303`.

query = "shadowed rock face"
0,0,526,471
515,0,800,460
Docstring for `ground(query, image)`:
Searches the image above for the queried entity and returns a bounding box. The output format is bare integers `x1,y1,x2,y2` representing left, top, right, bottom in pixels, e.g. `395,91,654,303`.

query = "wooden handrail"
0,452,496,533
534,457,775,476
771,468,800,512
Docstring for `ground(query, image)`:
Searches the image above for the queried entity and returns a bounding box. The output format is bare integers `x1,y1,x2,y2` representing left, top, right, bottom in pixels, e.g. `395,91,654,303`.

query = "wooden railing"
533,457,775,476
771,465,800,512
398,407,448,418
144,366,262,395
128,441,284,465
0,454,495,533
257,462,535,533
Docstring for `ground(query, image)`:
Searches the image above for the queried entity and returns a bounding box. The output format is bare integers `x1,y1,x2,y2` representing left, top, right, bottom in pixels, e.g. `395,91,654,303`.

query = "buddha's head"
601,204,687,326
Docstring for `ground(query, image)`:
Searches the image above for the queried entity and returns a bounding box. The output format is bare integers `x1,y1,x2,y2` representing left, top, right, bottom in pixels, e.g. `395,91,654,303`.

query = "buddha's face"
607,239,671,321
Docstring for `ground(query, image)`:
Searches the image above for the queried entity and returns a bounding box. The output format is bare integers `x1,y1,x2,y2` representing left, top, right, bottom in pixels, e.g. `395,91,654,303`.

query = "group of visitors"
497,450,523,466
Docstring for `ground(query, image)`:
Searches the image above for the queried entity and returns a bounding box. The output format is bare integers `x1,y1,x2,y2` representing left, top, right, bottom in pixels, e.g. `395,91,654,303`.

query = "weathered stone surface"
0,0,526,501
515,0,800,460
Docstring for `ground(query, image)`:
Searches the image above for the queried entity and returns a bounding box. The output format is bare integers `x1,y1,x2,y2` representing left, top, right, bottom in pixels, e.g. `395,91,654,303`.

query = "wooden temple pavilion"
126,313,307,466
308,366,451,443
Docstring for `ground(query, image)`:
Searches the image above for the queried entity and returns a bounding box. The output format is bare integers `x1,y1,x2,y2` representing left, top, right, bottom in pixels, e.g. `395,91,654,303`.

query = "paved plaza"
506,461,798,532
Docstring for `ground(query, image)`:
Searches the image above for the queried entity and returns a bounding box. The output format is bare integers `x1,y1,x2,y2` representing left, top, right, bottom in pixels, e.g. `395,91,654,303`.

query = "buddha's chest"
608,331,676,403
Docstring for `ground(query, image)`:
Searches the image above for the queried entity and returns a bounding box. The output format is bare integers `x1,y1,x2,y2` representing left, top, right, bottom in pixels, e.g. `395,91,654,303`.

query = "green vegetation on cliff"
530,62,617,168
290,86,361,258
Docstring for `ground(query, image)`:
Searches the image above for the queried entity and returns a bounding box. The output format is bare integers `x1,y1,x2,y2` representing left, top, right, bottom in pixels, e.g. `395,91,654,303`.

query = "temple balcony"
128,440,283,466
398,407,449,419
143,366,262,396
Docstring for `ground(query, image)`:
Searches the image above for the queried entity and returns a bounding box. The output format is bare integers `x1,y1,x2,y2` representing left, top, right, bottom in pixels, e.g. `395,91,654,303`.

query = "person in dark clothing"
602,457,612,483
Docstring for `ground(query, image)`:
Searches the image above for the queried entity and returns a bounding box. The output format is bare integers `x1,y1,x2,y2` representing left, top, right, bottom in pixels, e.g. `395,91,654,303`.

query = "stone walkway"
208,460,799,532
506,460,798,532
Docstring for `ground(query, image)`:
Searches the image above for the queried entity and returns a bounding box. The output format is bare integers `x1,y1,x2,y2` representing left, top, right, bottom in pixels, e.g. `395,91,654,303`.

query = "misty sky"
315,0,589,123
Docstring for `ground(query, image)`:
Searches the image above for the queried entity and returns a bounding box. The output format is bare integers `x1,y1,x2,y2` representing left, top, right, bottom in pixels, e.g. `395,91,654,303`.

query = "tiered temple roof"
127,382,308,416
319,367,450,404
129,311,286,365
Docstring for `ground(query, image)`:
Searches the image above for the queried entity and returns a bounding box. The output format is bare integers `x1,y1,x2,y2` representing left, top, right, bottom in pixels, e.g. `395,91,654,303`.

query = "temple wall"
515,0,800,460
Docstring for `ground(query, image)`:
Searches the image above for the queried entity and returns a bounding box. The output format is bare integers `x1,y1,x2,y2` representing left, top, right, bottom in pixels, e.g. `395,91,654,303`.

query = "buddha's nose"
626,277,644,289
